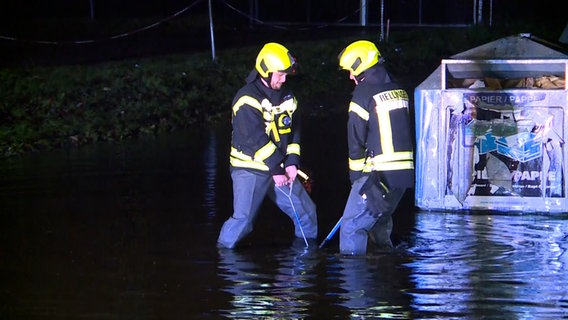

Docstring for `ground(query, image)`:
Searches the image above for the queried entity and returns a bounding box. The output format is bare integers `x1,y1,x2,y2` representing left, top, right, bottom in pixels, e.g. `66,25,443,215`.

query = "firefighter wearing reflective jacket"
337,40,414,255
217,42,318,249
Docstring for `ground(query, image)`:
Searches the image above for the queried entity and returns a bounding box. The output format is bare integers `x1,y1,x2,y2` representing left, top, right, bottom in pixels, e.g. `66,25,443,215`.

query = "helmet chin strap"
260,73,273,88
260,76,269,88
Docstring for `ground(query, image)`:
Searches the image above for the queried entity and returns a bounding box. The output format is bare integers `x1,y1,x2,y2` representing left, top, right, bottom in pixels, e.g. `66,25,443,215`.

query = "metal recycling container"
414,34,568,213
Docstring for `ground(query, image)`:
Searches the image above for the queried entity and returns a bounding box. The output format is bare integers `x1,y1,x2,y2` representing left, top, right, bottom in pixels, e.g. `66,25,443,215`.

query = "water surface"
1,123,567,319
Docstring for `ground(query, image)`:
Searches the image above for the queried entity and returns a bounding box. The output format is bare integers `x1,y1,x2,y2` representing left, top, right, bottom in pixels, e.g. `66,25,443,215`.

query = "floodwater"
1,115,568,319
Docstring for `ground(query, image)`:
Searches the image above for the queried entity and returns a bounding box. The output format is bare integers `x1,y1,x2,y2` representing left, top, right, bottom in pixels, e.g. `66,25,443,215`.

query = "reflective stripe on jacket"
230,77,301,174
347,65,414,188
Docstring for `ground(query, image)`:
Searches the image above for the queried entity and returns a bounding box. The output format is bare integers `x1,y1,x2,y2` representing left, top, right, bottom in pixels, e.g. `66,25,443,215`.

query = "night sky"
0,0,565,27
0,0,565,66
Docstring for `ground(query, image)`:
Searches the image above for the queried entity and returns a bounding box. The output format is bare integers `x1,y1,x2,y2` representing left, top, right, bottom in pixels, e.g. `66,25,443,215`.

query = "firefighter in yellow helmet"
217,42,318,249
337,40,414,255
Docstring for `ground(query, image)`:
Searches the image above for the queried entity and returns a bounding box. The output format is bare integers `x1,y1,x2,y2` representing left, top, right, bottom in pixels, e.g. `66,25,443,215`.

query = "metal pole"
360,0,367,26
489,0,493,27
90,0,94,20
472,0,476,25
477,0,483,25
380,0,384,41
208,0,216,61
318,217,342,249
418,0,422,25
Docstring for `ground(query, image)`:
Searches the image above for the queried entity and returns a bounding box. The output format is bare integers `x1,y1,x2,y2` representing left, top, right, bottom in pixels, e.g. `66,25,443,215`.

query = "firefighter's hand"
359,173,392,218
273,174,289,187
285,165,298,184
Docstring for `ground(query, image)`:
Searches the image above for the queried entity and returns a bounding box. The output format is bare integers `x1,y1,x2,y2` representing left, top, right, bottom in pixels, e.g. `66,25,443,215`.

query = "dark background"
1,0,565,26
0,0,566,67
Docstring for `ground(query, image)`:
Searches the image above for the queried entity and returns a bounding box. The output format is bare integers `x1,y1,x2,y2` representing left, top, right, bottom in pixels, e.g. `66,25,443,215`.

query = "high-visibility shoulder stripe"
348,102,369,121
233,96,262,114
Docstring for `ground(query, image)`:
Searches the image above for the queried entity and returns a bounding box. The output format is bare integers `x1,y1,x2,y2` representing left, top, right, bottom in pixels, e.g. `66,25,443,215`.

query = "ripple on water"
403,212,568,319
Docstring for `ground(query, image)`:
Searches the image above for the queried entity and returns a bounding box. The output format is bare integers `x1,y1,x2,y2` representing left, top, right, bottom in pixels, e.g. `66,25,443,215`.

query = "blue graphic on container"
495,132,542,162
451,92,563,199
469,127,544,197
474,131,542,162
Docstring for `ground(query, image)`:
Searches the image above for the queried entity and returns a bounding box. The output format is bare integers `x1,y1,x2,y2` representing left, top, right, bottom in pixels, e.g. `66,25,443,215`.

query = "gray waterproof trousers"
217,168,318,249
339,175,405,255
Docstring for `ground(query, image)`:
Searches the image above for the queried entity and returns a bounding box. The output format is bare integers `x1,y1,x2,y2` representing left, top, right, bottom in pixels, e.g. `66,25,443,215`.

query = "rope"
277,183,309,247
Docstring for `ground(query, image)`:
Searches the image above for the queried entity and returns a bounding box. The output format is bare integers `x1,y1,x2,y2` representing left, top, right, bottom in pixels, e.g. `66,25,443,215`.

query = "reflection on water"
217,242,320,319
203,127,219,224
1,125,568,319
331,254,413,319
406,214,568,319
215,214,568,319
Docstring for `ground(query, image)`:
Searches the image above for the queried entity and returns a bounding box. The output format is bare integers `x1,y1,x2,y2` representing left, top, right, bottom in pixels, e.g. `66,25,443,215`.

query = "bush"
1,25,561,158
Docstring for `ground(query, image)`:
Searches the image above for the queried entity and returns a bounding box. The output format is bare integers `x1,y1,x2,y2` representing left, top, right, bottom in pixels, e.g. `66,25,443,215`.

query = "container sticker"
446,92,563,200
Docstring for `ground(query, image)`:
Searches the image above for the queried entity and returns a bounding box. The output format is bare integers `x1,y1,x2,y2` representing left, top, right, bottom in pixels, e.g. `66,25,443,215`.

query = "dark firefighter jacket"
347,64,414,188
229,73,301,175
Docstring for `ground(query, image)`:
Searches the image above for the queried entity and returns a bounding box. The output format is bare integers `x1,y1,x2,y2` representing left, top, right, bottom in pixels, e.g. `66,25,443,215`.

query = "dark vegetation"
0,14,566,158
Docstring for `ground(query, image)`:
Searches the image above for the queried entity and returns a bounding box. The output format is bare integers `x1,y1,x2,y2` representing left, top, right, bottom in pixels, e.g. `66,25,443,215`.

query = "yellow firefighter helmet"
255,42,297,78
338,40,381,76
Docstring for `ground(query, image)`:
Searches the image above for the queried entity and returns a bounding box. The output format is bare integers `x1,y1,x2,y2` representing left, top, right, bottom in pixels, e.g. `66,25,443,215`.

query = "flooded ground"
1,119,568,319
